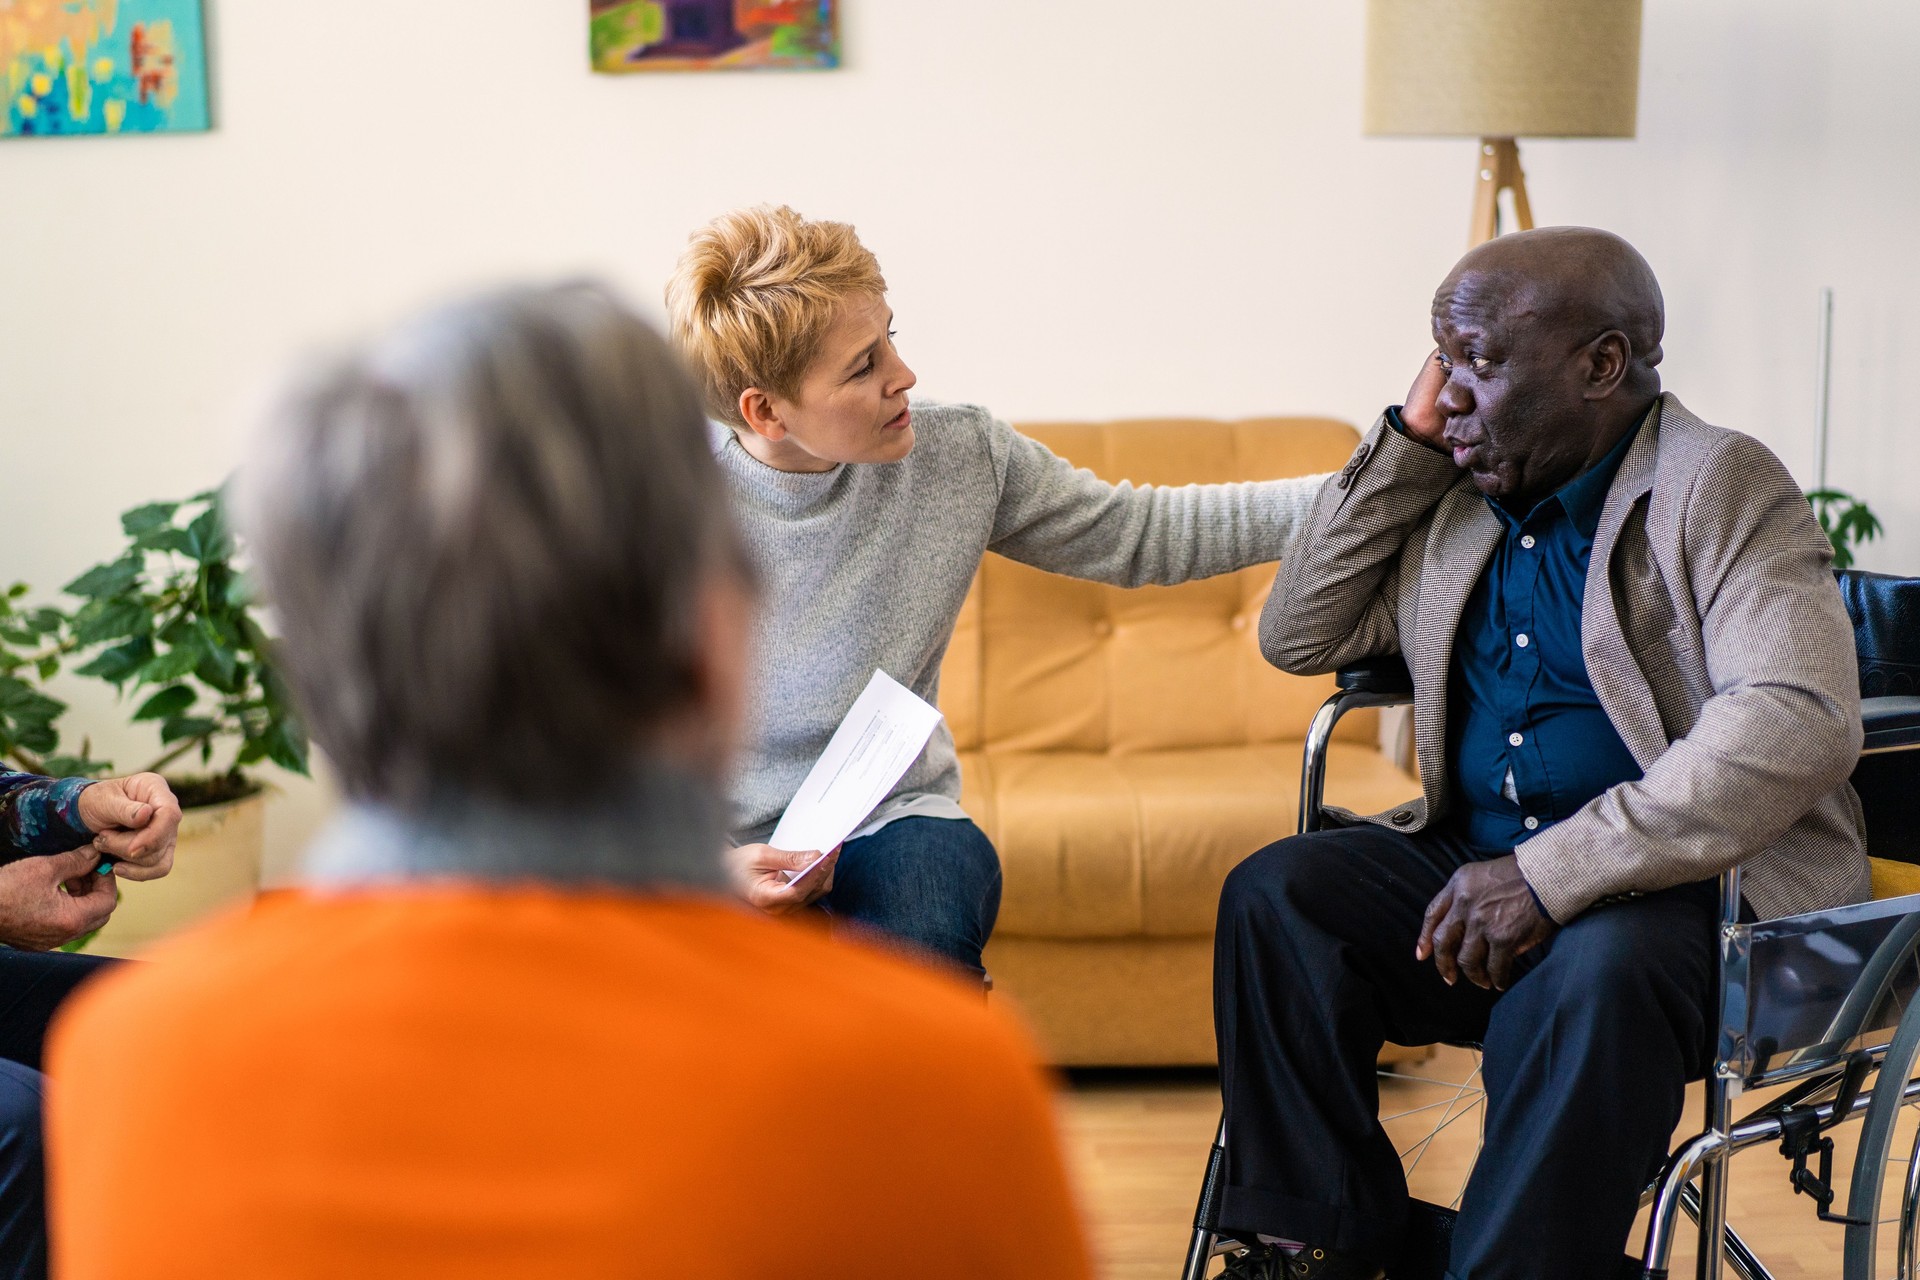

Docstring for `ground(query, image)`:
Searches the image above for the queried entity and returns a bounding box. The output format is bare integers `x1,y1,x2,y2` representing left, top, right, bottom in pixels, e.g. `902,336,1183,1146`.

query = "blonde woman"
670,206,1328,982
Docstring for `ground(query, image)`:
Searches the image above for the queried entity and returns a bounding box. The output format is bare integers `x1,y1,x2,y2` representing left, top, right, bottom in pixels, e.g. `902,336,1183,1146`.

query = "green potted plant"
0,489,309,954
1807,488,1883,571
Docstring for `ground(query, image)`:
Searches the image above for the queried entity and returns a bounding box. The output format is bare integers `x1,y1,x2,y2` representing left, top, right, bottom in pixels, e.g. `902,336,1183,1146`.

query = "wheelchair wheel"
1379,1047,1484,1211
1843,992,1920,1279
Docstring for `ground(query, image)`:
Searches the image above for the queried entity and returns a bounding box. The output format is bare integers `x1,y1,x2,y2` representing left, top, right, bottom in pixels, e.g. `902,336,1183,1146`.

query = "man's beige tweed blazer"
1262,394,1869,923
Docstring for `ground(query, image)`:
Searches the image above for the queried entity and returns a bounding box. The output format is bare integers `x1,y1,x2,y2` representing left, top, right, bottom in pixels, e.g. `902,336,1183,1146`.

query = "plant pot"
82,790,266,957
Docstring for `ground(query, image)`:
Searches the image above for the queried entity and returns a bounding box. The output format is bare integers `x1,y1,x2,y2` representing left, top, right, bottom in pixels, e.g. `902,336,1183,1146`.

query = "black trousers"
1214,822,1717,1280
0,950,118,1280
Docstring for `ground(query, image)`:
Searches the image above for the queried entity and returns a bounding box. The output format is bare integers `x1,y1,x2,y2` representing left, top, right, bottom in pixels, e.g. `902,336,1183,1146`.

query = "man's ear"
738,388,787,442
1583,331,1633,401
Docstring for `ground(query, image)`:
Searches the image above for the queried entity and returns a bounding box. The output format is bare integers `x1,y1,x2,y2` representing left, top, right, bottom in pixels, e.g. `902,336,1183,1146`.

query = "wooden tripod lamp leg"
1468,137,1536,248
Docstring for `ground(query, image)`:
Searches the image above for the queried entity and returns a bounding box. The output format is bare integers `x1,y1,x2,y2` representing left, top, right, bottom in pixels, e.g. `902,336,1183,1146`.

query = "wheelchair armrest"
1335,654,1415,698
1864,696,1920,753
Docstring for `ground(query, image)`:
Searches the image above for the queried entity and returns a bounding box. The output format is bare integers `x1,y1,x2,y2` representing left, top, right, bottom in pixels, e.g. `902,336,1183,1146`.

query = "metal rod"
1697,868,1745,1279
1641,1075,1920,1271
1815,287,1834,491
1699,1078,1733,1278
1298,689,1410,834
1900,1115,1920,1280
1645,1131,1725,1272
1679,1184,1777,1280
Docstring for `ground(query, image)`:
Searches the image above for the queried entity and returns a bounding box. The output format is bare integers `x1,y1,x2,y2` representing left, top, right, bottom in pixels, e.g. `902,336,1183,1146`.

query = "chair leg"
1182,1115,1229,1280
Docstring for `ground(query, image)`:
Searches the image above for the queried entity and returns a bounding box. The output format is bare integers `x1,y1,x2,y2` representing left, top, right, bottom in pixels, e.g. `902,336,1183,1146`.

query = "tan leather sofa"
941,417,1420,1066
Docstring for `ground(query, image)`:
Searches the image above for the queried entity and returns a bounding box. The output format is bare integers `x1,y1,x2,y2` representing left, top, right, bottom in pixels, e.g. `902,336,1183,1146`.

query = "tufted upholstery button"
1093,620,1114,638
1231,615,1248,631
1391,809,1415,826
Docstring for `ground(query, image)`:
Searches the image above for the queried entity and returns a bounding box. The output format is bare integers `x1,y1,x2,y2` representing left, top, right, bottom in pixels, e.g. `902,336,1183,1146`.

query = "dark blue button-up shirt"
1446,422,1645,854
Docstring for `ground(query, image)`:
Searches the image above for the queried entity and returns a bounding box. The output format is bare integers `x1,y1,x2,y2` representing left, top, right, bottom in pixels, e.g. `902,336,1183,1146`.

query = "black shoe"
1220,1243,1384,1280
1218,1244,1282,1280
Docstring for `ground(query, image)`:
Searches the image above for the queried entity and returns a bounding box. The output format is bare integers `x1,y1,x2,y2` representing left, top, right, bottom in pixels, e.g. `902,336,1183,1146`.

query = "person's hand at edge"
77,772,182,882
0,847,120,950
726,842,839,916
1414,853,1557,990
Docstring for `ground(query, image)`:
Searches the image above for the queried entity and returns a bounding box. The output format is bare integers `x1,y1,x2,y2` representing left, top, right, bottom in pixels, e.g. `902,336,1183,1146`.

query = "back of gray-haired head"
236,281,744,808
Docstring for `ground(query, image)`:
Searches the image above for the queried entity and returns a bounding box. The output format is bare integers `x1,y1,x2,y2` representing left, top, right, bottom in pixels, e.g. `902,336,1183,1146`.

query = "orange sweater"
46,890,1094,1279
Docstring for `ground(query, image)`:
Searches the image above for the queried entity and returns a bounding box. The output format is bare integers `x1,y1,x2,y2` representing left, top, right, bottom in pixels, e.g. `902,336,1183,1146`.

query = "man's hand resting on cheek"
1416,854,1557,991
1399,349,1453,453
0,847,120,951
725,842,840,917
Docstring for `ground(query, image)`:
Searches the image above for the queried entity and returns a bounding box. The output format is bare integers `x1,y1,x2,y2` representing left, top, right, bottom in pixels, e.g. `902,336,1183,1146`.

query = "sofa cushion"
942,417,1376,757
959,742,1419,939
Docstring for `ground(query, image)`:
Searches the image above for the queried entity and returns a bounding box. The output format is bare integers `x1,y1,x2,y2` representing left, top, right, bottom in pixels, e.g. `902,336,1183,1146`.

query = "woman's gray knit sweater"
715,400,1326,845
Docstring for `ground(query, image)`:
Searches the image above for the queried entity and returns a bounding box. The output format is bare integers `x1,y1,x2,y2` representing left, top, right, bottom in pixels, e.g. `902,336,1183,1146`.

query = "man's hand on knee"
1416,854,1556,990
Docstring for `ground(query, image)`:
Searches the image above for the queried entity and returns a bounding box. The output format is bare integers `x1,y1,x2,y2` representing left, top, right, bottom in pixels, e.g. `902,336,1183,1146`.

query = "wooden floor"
1057,1047,1907,1279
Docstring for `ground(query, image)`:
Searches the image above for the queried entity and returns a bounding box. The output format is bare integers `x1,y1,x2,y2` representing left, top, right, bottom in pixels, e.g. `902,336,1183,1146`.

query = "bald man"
1213,228,1866,1279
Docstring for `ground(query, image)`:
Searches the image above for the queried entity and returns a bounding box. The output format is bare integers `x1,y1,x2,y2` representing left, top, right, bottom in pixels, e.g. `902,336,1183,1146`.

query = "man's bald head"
1423,228,1668,509
1439,227,1665,395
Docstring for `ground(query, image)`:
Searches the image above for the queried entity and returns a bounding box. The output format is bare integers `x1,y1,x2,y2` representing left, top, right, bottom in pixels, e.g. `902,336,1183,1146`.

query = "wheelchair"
1182,569,1920,1280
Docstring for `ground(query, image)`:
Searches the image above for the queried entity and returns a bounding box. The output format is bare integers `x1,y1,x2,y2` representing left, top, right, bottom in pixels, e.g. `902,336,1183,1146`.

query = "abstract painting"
591,1,838,73
2,0,210,139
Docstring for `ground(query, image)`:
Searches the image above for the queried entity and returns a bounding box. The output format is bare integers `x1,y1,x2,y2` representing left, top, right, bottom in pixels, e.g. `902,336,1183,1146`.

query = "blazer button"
1351,444,1372,467
1391,809,1415,826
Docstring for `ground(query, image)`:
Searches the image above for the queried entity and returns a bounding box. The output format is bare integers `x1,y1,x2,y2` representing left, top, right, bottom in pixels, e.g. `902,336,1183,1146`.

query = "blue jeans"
821,817,1002,980
0,949,119,1280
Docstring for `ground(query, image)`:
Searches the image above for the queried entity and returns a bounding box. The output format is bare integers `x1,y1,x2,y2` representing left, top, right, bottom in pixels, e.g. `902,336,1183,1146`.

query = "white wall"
4,0,1916,878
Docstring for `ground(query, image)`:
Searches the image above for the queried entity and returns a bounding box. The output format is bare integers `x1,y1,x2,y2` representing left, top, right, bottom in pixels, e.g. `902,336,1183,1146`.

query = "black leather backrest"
1838,570,1920,697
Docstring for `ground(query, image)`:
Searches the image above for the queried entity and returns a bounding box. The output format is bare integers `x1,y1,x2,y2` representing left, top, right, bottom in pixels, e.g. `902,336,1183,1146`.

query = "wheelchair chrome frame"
1184,677,1920,1280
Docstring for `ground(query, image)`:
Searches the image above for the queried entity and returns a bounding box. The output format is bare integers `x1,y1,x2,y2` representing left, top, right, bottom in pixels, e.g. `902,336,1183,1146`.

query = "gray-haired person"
44,283,1096,1277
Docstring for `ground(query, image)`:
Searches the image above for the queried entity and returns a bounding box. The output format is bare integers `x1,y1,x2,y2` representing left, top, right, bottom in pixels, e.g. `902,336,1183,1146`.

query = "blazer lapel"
1413,485,1502,806
1583,401,1670,768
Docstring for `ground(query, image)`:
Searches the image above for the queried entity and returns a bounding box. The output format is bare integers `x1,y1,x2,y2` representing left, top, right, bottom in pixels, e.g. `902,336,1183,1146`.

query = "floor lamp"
1363,0,1643,248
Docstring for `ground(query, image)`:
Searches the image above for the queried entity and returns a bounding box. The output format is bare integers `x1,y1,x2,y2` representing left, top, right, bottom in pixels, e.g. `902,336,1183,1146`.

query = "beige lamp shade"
1364,0,1642,138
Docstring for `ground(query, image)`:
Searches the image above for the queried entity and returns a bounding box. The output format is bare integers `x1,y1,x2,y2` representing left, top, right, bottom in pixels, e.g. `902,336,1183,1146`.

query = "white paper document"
769,670,944,882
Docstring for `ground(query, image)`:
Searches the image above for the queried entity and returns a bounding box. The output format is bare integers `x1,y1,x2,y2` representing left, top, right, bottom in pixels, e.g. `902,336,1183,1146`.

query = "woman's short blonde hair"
666,205,886,428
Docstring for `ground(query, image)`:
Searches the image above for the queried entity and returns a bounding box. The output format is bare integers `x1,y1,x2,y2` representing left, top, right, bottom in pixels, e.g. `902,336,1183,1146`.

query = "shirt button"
1515,633,1530,648
1508,732,1524,747
1521,535,1537,549
1524,816,1540,831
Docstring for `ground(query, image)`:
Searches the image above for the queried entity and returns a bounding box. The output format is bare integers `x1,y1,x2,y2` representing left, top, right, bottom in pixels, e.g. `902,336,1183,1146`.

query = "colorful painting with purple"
591,1,838,73
2,0,210,139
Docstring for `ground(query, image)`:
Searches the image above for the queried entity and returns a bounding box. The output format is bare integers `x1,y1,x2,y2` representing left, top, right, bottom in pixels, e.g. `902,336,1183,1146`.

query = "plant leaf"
71,598,151,646
63,556,142,600
132,685,197,723
120,502,180,538
194,638,240,694
185,505,231,565
262,719,310,775
138,642,203,684
73,636,154,684
159,715,220,745
40,755,110,779
135,528,196,556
